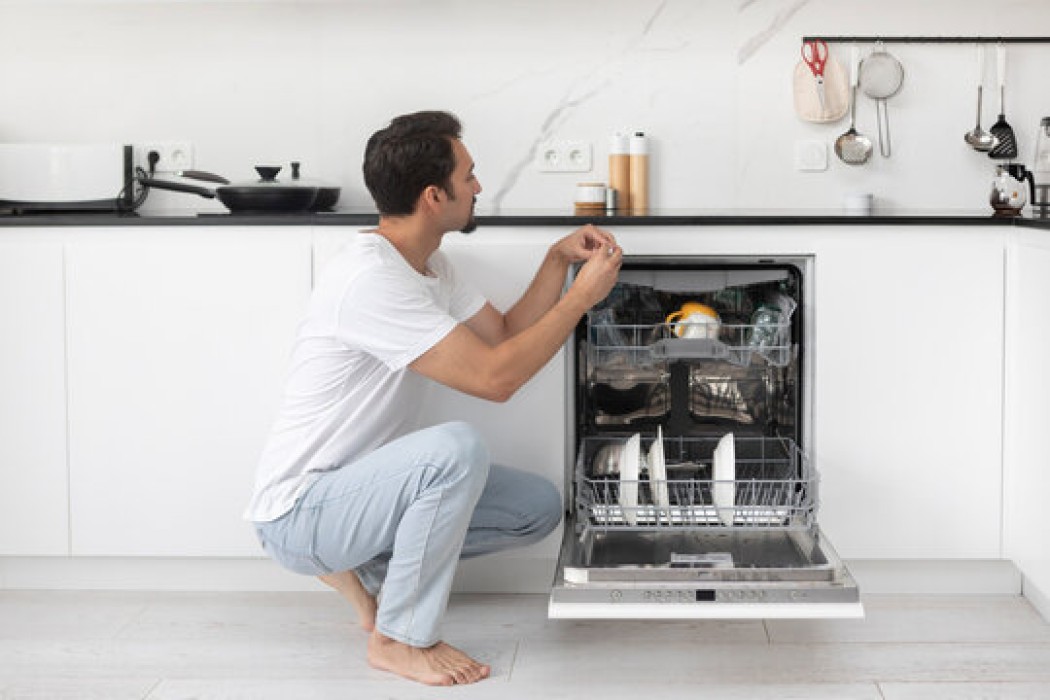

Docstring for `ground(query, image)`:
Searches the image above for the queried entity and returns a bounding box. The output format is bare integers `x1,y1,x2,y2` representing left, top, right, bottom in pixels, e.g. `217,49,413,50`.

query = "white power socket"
138,142,194,174
794,139,828,172
536,140,592,172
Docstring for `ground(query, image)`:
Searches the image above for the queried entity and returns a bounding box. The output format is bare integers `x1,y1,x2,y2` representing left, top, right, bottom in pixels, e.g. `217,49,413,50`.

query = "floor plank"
768,595,1050,644
1,591,1048,698
879,682,1050,699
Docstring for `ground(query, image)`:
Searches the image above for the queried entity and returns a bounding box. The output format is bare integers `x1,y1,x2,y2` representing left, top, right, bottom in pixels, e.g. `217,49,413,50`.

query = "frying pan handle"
137,177,217,199
178,170,231,185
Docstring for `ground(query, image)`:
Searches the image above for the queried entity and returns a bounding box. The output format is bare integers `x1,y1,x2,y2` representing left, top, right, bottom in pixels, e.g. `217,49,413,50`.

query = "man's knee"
429,421,490,487
531,476,563,538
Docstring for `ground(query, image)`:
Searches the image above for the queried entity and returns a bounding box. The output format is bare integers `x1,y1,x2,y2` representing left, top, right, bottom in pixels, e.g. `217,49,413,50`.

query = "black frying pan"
289,161,341,211
139,166,318,213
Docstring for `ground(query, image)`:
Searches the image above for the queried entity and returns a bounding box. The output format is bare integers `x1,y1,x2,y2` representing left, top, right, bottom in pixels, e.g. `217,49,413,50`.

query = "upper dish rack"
587,320,793,370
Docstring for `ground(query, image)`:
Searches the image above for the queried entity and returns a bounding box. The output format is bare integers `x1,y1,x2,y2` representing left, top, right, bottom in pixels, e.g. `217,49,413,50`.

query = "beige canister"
608,133,630,211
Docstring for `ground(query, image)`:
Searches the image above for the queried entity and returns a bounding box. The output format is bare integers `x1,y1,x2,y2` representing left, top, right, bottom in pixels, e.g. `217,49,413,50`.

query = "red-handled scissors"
801,39,829,111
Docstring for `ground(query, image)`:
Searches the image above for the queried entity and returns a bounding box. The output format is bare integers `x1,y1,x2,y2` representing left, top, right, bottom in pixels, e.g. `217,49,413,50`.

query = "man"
244,110,622,686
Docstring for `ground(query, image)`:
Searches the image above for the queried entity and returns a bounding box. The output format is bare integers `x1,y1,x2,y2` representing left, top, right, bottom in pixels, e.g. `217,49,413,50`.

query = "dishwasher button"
610,590,623,602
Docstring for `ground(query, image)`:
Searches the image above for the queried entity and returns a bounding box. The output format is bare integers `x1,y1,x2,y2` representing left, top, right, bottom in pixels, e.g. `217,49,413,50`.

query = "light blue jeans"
254,421,562,647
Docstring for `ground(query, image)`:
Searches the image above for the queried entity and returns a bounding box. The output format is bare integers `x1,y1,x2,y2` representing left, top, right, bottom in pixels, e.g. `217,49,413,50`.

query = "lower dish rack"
575,435,816,531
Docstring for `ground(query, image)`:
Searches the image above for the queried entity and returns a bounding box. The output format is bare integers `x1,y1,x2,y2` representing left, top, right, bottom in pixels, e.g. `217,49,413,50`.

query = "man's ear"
422,184,444,208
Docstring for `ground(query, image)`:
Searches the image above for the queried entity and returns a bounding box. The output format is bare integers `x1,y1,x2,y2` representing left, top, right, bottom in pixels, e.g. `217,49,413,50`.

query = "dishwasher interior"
550,256,862,618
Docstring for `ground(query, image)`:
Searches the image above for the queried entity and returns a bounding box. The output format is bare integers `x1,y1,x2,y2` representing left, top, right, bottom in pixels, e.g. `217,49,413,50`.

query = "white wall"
2,0,1049,213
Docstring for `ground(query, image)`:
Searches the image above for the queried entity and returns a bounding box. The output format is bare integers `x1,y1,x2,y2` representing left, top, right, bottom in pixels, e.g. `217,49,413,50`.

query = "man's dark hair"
363,111,462,216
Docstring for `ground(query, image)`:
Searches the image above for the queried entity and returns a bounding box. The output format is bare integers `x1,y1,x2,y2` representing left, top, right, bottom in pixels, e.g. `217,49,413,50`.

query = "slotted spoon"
988,43,1018,159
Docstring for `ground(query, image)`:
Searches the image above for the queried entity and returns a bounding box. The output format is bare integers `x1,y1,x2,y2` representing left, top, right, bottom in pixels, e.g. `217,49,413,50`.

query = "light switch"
794,139,828,172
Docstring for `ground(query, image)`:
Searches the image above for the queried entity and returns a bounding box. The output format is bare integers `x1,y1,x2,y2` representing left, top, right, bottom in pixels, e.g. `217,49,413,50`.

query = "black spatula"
989,43,1018,160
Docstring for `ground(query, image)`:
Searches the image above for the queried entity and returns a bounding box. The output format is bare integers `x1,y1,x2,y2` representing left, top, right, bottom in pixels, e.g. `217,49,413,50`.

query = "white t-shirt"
243,232,487,522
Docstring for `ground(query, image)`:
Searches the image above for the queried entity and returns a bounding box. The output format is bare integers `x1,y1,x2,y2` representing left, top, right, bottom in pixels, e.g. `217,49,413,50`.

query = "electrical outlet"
794,139,828,172
536,140,592,172
137,142,194,174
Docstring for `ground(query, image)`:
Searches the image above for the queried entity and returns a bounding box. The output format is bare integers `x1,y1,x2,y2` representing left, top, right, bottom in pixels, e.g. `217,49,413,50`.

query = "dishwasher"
549,255,863,619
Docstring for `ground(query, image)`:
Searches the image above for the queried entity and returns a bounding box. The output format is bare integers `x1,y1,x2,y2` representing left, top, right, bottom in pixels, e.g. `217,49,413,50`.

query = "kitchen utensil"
648,426,669,510
713,432,735,527
835,46,873,165
859,42,904,158
591,443,624,478
964,45,998,152
801,39,829,113
990,163,1035,216
793,47,848,123
139,165,318,213
620,433,641,526
988,44,1018,160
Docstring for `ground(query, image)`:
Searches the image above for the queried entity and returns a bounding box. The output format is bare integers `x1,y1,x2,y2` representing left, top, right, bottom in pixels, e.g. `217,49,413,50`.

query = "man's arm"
411,237,622,402
463,225,616,345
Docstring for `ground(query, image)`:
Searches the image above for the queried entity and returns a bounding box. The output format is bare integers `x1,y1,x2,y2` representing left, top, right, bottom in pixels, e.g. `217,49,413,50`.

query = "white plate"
620,433,641,526
648,426,669,510
713,432,735,526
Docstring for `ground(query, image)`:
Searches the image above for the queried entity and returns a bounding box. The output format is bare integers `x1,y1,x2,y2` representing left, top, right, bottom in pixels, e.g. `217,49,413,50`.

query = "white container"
844,192,873,215
628,132,649,214
0,143,131,210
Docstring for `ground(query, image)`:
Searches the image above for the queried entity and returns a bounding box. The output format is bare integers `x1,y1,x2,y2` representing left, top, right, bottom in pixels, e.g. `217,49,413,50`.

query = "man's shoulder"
323,235,399,282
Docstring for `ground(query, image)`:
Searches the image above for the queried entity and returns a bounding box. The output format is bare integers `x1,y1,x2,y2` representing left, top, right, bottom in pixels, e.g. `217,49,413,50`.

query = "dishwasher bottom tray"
549,525,862,618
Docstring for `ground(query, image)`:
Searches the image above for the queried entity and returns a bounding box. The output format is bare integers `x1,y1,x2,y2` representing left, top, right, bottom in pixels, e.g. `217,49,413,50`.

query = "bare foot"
367,631,491,686
318,571,377,632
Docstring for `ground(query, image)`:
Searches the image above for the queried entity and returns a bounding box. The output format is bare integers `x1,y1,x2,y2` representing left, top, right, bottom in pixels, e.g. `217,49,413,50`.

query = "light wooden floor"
1,591,1050,699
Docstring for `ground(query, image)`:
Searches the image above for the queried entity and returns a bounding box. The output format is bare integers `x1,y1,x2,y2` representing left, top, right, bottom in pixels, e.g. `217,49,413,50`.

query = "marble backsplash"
1,0,1049,214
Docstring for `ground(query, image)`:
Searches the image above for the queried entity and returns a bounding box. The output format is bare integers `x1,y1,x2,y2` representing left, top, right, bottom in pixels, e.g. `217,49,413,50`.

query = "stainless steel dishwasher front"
548,256,863,619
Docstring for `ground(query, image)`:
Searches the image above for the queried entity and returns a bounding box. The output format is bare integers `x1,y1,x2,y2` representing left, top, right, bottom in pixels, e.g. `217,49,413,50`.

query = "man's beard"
459,198,478,234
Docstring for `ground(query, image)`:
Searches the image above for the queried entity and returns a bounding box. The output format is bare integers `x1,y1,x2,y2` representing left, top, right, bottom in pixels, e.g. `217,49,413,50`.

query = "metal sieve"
859,43,904,157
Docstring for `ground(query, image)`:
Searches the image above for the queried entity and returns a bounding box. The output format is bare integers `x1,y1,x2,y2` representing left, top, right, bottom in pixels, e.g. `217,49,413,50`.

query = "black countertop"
2,206,1049,228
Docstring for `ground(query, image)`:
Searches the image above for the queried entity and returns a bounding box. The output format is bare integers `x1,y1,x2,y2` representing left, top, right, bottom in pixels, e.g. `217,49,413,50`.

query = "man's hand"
552,224,618,265
568,234,623,309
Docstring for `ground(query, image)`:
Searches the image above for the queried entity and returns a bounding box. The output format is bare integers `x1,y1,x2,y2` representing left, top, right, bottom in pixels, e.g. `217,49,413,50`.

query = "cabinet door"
66,228,311,557
417,231,569,576
0,235,68,555
1003,231,1050,606
813,229,1005,559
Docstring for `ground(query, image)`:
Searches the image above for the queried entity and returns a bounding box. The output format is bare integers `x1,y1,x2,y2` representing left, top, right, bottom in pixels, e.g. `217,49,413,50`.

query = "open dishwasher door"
548,257,863,619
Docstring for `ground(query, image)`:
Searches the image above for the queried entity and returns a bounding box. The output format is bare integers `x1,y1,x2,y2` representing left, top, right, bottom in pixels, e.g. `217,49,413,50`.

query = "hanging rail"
802,36,1050,44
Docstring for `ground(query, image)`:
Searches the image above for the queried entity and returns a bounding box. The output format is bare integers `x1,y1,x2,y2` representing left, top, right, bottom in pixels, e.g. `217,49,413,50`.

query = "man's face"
445,139,482,234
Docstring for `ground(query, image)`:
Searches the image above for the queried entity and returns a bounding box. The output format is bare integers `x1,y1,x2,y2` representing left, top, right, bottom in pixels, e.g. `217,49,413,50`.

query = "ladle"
964,44,997,152
835,46,873,165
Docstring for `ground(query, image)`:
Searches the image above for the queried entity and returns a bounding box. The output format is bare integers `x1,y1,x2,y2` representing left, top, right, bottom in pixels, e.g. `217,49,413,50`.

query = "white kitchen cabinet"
1003,229,1050,616
812,228,1005,559
0,233,69,555
423,231,570,581
65,228,311,557
426,225,1008,565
